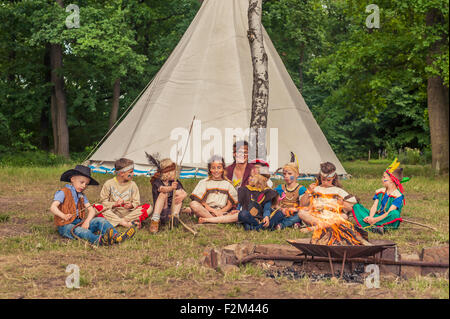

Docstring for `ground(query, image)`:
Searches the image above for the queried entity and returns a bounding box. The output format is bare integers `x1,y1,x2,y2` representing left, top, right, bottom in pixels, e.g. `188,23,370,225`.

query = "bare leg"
190,201,214,218
152,192,168,221
297,209,323,226
199,213,239,224
102,209,132,228
172,189,186,216
343,201,354,213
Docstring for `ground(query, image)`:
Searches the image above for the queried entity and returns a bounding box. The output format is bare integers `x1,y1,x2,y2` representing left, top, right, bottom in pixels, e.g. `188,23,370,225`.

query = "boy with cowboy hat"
49,165,135,246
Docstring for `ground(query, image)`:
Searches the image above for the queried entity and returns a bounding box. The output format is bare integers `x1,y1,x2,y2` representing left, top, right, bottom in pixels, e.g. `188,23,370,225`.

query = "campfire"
308,212,371,246
301,197,371,246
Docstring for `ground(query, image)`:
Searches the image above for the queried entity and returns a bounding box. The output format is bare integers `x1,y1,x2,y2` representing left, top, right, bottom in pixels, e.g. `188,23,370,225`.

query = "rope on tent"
82,76,156,164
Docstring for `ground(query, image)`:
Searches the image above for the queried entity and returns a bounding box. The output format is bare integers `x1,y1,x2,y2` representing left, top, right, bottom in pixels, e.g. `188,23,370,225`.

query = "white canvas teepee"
87,0,347,177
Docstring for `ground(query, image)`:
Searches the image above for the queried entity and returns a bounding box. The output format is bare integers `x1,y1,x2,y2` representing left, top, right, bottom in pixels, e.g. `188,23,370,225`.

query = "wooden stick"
175,215,198,236
170,115,196,234
401,218,438,231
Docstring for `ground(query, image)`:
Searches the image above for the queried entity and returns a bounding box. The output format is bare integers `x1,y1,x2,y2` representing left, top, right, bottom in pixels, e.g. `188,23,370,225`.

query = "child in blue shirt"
49,165,135,246
274,162,307,230
352,159,407,234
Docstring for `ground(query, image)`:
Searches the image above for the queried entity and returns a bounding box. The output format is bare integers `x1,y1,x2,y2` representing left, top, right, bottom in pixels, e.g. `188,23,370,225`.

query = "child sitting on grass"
148,156,187,234
297,162,358,232
250,159,273,188
274,162,308,230
99,158,152,229
352,158,407,234
191,155,238,221
197,158,277,225
49,165,135,246
237,171,284,231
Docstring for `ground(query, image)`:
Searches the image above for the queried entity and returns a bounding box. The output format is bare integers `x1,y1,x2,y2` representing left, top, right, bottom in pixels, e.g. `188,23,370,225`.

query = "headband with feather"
145,152,161,171
274,152,300,176
145,152,163,183
290,152,299,170
145,152,176,183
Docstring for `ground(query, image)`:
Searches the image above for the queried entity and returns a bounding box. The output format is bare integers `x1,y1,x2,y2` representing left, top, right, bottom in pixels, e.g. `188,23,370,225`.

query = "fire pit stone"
254,244,300,257
399,253,422,278
223,243,255,261
199,242,449,280
421,246,449,276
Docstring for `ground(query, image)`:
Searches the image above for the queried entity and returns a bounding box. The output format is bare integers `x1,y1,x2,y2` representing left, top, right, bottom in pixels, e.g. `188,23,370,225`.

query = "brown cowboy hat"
60,165,99,185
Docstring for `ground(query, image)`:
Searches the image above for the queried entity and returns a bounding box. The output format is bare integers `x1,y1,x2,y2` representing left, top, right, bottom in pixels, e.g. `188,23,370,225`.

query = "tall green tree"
307,0,448,168
0,0,200,155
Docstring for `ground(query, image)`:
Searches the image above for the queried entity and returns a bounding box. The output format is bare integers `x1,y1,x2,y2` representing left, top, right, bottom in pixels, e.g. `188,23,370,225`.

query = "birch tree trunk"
426,8,449,174
247,0,269,161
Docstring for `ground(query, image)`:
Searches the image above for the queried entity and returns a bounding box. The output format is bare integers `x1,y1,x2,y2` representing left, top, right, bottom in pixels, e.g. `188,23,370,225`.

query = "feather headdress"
387,157,400,174
145,152,175,183
145,152,161,171
385,157,409,205
290,151,299,170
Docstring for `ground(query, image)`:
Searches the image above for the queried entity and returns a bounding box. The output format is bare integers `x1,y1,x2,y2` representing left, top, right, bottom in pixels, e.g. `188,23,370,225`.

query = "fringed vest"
54,187,85,226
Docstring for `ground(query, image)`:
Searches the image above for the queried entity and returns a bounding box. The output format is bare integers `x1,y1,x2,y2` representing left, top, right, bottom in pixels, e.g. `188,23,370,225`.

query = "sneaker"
149,220,160,234
275,224,282,231
99,228,114,246
107,228,116,245
114,225,137,243
293,223,301,229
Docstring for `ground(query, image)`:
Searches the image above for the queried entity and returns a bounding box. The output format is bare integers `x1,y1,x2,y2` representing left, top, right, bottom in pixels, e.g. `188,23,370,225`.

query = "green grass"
0,213,10,223
0,161,447,298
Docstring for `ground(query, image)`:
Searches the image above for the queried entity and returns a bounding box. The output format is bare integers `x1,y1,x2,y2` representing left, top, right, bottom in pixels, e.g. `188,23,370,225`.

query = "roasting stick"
399,218,437,231
69,189,132,239
171,116,198,236
69,197,109,241
170,150,179,230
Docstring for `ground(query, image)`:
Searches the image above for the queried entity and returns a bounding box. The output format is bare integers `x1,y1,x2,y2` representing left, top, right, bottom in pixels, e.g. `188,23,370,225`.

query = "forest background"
0,0,448,172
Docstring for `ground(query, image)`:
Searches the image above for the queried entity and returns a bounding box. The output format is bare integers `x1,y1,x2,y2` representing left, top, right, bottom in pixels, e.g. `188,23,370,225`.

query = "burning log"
297,183,374,247
310,223,372,246
300,209,372,246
